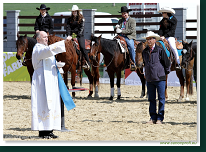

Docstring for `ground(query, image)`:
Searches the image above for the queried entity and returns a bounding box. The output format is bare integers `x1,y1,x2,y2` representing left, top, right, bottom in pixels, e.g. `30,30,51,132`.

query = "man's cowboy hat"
158,7,175,14
36,4,50,10
143,31,161,41
118,6,132,13
69,5,82,11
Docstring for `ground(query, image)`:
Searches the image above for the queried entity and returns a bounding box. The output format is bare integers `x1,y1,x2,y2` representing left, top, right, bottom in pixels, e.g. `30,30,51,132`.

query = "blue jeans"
147,81,166,121
120,35,136,64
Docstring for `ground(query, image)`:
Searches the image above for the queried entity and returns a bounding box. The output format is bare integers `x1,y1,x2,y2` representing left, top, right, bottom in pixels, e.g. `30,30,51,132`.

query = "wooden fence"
3,14,197,39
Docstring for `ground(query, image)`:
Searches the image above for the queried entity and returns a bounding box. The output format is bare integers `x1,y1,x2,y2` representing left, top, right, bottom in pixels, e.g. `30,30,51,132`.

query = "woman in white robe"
31,31,69,138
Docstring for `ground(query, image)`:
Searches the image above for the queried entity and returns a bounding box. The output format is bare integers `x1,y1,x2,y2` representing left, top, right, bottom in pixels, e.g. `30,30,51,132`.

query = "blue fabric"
147,81,166,121
158,40,182,57
56,67,76,111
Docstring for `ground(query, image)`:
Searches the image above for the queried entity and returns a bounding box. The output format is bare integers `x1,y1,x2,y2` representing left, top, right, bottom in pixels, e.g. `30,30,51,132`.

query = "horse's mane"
100,38,118,55
27,37,37,48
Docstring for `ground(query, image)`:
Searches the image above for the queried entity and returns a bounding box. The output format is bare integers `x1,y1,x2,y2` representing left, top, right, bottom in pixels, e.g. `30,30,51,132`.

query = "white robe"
31,41,65,131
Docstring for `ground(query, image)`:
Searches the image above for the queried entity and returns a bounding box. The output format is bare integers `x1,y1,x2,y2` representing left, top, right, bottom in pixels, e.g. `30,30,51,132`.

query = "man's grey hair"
35,32,41,39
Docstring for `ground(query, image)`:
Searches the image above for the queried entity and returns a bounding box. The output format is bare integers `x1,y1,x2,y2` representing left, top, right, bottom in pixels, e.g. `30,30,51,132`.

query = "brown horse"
16,34,36,82
48,34,101,98
16,33,100,98
136,40,195,101
90,35,145,100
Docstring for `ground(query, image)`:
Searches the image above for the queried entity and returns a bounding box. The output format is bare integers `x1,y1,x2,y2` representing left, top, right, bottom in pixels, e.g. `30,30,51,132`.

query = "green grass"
3,3,126,16
3,3,126,36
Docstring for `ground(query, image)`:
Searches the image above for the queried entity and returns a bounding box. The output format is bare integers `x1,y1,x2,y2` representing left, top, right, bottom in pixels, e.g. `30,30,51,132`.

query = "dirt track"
3,81,197,141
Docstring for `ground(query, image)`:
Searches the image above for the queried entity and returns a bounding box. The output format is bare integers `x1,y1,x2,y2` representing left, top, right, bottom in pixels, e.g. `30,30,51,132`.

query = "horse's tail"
189,71,194,95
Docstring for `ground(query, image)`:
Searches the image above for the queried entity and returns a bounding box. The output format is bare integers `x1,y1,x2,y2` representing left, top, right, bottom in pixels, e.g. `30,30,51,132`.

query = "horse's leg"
176,70,185,101
116,69,122,100
185,60,194,101
136,68,146,98
107,70,115,100
84,68,94,97
70,65,76,97
93,66,100,98
165,75,168,100
185,70,192,101
27,62,34,84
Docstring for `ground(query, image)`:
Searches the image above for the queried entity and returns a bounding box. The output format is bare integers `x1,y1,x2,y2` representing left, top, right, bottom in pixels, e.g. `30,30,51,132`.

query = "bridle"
182,47,194,71
90,40,115,69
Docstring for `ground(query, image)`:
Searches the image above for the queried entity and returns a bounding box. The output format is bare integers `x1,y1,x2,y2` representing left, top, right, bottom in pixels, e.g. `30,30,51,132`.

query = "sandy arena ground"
3,81,197,141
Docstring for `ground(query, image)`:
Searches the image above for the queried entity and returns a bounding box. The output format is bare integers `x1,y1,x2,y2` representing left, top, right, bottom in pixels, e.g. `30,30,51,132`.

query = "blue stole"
56,66,76,111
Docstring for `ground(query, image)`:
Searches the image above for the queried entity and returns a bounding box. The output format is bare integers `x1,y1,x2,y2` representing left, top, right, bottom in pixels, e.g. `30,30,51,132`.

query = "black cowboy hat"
118,6,132,13
36,4,50,10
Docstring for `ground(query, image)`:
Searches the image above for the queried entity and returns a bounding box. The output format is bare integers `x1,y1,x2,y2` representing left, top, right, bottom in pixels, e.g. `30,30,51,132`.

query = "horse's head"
135,42,146,68
16,34,28,60
181,40,194,69
47,33,62,45
90,35,102,61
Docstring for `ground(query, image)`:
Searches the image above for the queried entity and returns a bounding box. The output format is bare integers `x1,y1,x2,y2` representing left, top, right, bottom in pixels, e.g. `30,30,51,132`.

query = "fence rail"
3,15,197,39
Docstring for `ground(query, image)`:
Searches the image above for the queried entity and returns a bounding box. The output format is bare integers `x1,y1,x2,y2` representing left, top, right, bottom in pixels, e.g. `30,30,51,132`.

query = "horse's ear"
47,32,50,36
53,32,56,36
182,40,186,46
24,34,27,37
17,33,20,38
189,40,193,46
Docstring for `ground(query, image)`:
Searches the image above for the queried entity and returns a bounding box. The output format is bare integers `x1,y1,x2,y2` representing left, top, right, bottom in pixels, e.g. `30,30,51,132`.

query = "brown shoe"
146,119,156,124
156,120,162,124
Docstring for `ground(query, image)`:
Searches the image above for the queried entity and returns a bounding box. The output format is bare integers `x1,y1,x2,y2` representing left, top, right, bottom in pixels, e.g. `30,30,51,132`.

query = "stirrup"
175,64,181,70
82,62,90,70
130,63,136,71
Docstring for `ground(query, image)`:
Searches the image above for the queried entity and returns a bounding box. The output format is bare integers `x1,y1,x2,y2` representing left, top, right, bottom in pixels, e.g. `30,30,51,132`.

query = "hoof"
94,93,99,98
185,97,190,101
87,95,93,99
117,95,121,100
140,92,145,98
178,96,183,102
109,96,113,100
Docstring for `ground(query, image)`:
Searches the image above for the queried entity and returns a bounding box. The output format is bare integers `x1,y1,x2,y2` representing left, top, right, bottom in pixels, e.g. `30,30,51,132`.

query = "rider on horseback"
158,7,181,70
34,4,53,35
115,6,137,70
66,5,91,70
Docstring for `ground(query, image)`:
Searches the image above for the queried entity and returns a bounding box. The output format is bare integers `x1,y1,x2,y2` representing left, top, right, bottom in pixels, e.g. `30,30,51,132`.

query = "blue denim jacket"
142,44,170,82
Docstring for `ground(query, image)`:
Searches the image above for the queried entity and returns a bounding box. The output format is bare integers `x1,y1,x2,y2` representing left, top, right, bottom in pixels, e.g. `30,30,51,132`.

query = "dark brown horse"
90,35,145,100
16,34,36,82
181,40,196,100
16,33,100,98
136,40,195,101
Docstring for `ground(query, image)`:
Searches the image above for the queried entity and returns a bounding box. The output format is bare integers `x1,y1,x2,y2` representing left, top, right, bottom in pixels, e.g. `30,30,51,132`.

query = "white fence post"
4,10,20,52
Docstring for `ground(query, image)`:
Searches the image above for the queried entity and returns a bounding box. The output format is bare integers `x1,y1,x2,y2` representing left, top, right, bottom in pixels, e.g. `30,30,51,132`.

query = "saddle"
114,35,140,53
162,38,183,51
72,38,91,50
72,38,91,70
114,35,139,71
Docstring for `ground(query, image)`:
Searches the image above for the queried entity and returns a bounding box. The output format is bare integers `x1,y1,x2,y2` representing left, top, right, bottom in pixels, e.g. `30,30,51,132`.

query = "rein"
91,40,115,69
